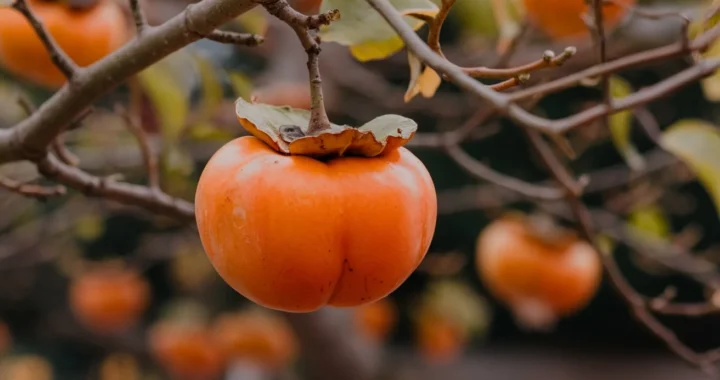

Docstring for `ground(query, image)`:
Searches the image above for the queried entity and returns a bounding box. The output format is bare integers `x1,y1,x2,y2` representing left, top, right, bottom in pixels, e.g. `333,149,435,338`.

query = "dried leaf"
404,51,442,102
318,0,439,62
660,119,720,216
235,97,417,157
609,76,645,171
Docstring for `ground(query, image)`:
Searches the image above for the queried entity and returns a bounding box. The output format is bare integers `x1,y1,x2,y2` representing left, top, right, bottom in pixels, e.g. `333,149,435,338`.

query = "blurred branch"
129,0,149,33
0,175,66,200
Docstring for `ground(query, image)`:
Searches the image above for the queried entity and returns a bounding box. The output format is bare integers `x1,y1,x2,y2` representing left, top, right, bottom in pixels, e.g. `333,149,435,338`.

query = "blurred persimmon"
415,313,466,364
251,82,312,110
522,0,635,40
149,320,225,380
475,213,602,330
69,264,150,334
211,309,297,370
290,0,321,14
353,297,398,343
195,136,437,312
0,0,130,88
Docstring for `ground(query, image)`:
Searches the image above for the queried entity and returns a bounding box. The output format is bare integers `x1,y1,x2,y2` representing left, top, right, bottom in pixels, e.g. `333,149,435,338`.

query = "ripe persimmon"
69,265,150,334
251,82,312,111
149,321,225,380
415,313,465,364
211,310,297,370
522,0,635,40
291,0,321,14
353,297,398,343
0,0,130,88
195,136,437,313
475,214,602,329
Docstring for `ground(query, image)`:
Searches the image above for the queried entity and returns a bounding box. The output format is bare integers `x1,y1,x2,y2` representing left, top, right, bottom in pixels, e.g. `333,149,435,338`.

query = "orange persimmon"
195,136,437,313
149,321,225,380
0,0,130,88
211,310,297,370
291,0,321,14
353,297,398,343
69,266,150,334
251,82,312,111
415,313,465,364
475,214,602,329
522,0,635,40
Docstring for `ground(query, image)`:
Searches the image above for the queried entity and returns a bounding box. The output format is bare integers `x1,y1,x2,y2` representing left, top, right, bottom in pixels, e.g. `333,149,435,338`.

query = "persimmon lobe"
69,267,150,334
0,0,130,88
522,0,635,40
195,136,437,312
475,215,602,329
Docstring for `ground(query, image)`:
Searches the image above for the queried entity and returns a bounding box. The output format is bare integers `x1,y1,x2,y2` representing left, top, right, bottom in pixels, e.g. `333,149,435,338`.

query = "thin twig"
115,104,160,190
129,0,149,33
205,30,265,46
0,175,66,200
12,0,79,80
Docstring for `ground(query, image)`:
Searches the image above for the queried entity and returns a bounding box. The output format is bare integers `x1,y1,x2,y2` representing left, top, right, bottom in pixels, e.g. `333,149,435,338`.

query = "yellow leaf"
188,122,234,142
660,119,720,216
700,40,720,102
319,0,439,62
404,51,442,102
136,53,193,142
192,54,224,123
609,76,644,171
233,7,269,36
74,212,104,241
628,204,670,241
228,71,254,100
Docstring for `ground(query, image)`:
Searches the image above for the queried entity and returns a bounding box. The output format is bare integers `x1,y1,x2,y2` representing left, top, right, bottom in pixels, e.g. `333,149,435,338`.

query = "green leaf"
609,76,645,171
318,0,439,62
628,204,670,241
660,119,720,215
136,52,194,142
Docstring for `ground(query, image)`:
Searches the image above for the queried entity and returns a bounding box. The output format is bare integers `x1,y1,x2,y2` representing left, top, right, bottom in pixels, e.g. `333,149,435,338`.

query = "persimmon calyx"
235,97,418,157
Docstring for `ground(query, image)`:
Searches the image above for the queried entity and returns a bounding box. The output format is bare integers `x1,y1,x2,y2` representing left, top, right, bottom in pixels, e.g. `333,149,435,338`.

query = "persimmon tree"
1,0,720,378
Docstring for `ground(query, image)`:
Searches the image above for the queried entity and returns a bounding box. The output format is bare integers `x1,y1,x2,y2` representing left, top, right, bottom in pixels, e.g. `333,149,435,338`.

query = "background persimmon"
251,82,312,110
475,214,602,330
195,136,437,313
521,0,636,40
290,0,321,14
415,313,466,364
211,309,297,370
353,297,398,343
69,265,150,334
149,321,225,380
0,0,130,88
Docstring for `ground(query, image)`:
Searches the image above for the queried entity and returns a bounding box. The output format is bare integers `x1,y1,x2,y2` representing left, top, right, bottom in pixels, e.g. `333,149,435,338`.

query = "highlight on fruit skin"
353,297,398,343
211,309,298,371
195,134,437,313
0,0,130,88
68,265,151,335
475,213,602,330
148,320,226,380
521,0,636,40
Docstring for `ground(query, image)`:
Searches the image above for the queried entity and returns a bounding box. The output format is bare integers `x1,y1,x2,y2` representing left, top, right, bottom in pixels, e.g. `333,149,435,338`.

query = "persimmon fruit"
0,0,130,88
353,297,398,343
291,0,321,14
475,214,602,329
149,321,225,380
195,136,437,313
415,313,465,364
521,0,635,40
211,310,297,370
251,82,312,111
69,266,150,334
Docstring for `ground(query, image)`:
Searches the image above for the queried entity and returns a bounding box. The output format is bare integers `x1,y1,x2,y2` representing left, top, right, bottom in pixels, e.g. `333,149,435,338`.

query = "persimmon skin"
0,0,129,88
475,216,602,318
195,136,437,313
522,0,635,40
211,311,297,370
149,322,225,380
69,267,150,334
